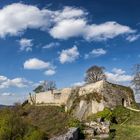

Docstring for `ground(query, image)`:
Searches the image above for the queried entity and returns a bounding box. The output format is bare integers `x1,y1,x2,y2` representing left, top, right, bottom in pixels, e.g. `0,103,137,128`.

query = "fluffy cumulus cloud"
44,69,56,76
24,58,56,76
0,3,52,37
105,68,132,85
49,6,136,41
84,22,135,41
43,42,60,49
19,38,33,52
0,75,32,89
49,19,86,39
50,20,135,41
0,3,137,42
24,58,51,70
59,45,79,64
85,48,107,59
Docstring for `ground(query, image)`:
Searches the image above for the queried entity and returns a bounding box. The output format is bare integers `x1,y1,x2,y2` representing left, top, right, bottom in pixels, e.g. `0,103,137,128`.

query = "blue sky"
0,0,140,105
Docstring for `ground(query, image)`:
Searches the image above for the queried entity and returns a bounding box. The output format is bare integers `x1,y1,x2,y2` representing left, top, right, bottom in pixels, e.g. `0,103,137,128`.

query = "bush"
0,109,26,140
112,106,131,124
88,108,112,121
67,117,84,130
67,118,81,128
24,129,47,140
67,117,84,139
0,108,47,140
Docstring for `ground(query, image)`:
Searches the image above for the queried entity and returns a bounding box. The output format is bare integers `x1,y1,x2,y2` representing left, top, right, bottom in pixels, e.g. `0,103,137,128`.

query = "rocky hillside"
66,80,135,120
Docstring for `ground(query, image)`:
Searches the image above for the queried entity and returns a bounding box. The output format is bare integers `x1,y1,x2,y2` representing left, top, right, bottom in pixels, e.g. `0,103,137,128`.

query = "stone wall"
29,88,72,105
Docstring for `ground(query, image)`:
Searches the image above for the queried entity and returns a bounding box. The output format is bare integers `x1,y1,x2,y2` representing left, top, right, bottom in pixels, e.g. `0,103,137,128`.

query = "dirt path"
126,107,140,112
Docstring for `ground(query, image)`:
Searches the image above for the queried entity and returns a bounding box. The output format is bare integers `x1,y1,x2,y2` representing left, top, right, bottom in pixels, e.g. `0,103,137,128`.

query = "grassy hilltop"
0,103,140,140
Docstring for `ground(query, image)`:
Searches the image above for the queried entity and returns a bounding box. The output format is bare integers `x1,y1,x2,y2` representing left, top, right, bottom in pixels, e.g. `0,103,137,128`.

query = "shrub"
88,108,112,121
67,117,84,130
0,109,26,140
0,108,48,140
23,129,47,140
67,118,81,128
112,106,131,124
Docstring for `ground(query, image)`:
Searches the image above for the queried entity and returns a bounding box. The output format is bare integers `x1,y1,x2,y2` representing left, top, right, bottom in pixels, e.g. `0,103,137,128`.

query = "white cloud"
54,6,86,22
85,48,107,59
43,42,60,49
0,2,137,44
126,34,140,42
0,75,32,89
84,22,135,41
44,69,56,76
0,4,86,38
50,19,135,41
49,19,86,39
59,45,79,64
50,7,135,41
72,81,85,87
0,92,14,96
24,58,56,76
0,3,136,42
112,68,125,75
19,38,33,52
24,58,51,70
0,76,7,81
0,3,52,37
105,68,132,85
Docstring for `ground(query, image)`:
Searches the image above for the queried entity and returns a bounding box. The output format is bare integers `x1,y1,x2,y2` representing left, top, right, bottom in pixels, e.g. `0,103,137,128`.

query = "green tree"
33,85,45,93
33,81,56,94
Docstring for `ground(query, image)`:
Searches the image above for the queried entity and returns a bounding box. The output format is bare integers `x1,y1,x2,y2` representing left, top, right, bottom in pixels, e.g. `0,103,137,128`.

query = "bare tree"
85,65,106,84
45,81,56,94
132,64,140,94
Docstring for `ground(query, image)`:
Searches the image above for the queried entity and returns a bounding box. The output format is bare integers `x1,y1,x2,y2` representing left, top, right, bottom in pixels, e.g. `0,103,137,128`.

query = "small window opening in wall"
54,93,61,99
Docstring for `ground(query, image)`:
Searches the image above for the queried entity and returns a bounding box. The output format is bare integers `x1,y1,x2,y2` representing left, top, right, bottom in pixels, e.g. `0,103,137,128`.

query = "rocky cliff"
66,80,135,120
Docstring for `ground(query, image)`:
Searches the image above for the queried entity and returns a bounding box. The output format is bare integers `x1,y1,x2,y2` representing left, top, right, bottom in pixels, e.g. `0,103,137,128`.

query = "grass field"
110,106,140,140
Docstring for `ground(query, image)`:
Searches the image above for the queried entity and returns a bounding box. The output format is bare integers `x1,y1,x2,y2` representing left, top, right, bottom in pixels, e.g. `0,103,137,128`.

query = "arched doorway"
122,98,127,107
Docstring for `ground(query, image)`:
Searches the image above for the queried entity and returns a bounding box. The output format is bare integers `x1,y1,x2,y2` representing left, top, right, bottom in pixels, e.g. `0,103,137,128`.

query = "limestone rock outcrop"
50,127,79,140
65,80,135,120
84,121,110,139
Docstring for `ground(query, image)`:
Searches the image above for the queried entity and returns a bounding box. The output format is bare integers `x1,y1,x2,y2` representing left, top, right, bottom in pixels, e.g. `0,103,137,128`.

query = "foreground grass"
0,104,70,139
110,106,140,140
111,125,140,140
21,105,69,138
87,105,140,140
